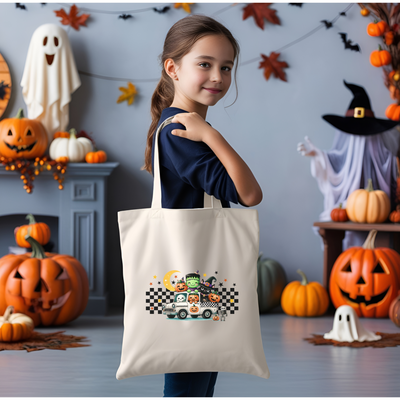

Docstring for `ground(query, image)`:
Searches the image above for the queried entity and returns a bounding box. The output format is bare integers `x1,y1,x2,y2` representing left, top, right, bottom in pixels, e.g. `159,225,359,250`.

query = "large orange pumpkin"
0,234,89,327
329,230,400,318
0,108,48,159
14,214,51,248
346,179,390,223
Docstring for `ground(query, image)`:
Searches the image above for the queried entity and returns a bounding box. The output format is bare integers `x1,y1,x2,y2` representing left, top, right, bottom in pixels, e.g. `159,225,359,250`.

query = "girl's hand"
170,112,212,142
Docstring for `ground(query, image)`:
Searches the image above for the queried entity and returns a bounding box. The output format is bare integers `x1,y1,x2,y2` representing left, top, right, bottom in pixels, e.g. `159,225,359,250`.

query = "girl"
141,14,262,397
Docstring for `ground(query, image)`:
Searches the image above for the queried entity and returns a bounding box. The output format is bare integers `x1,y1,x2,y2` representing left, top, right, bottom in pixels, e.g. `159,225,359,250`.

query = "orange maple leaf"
54,4,90,31
243,3,280,30
174,3,194,13
259,52,289,82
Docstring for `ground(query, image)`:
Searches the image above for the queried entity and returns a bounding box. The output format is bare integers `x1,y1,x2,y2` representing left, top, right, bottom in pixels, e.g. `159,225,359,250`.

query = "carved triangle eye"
372,263,385,273
14,270,23,279
56,268,69,280
342,264,352,272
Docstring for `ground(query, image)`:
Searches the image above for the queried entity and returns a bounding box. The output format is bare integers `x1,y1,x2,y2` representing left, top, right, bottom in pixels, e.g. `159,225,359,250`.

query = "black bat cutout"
16,3,26,10
289,3,303,7
321,20,333,29
119,14,133,20
339,33,361,53
153,6,170,14
0,81,10,101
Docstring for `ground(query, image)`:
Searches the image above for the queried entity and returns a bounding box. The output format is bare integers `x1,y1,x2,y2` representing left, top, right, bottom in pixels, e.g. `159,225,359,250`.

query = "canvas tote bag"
116,115,270,380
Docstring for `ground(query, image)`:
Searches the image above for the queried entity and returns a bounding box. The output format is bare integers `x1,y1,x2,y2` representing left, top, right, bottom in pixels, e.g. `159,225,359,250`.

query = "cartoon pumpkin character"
175,279,187,292
188,294,199,304
213,314,219,321
208,292,220,303
190,305,199,313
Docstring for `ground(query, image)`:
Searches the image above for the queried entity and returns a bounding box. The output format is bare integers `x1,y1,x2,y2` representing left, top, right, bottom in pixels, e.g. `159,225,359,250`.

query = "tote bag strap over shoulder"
151,115,222,209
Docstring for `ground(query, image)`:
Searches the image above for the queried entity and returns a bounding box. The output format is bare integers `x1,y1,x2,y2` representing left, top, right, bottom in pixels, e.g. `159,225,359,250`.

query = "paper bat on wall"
153,6,170,13
118,14,133,20
339,33,361,52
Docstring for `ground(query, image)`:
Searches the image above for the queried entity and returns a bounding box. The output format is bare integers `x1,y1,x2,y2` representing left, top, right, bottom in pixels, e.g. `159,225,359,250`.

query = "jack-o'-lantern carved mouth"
339,287,389,306
25,290,72,313
46,54,55,66
4,140,37,153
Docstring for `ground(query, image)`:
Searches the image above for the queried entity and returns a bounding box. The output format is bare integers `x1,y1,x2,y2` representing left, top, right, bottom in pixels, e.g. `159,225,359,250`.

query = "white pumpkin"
49,128,93,162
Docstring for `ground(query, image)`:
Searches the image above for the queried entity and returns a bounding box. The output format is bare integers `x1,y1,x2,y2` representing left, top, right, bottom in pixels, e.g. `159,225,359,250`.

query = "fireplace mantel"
0,162,119,315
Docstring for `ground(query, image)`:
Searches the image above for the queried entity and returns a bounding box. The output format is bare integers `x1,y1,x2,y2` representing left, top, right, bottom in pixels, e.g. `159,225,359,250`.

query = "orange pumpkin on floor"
281,269,329,317
0,108,48,159
0,305,34,342
213,315,219,321
0,234,89,327
329,230,400,318
14,214,51,248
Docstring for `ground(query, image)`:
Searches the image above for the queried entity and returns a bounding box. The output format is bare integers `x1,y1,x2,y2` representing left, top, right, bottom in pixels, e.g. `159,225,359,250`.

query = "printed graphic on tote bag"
145,270,239,321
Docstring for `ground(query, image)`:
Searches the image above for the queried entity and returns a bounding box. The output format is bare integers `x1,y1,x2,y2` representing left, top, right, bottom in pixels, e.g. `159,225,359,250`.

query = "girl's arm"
171,112,263,207
203,127,263,207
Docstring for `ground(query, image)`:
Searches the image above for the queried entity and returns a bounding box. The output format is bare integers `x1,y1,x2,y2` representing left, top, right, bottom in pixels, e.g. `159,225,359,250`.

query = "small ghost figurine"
324,305,382,342
21,23,81,143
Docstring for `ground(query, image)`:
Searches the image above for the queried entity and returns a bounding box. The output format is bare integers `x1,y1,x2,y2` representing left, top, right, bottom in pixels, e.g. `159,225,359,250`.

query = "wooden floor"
1,307,400,397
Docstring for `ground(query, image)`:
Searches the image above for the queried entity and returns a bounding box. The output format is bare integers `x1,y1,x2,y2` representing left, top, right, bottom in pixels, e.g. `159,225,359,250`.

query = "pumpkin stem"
3,305,14,321
69,128,77,138
16,108,25,119
363,230,378,249
25,213,37,225
338,203,343,209
378,44,382,51
366,178,374,192
25,231,47,259
297,269,308,285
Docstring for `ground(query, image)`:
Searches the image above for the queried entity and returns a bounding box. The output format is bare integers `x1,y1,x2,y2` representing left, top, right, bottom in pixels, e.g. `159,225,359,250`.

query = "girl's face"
168,35,235,114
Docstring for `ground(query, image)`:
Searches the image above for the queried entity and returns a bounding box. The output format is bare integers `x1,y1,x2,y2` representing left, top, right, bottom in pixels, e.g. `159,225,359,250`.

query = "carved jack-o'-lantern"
175,280,187,292
188,294,199,304
208,293,220,303
329,230,400,318
0,108,48,159
190,305,199,313
0,235,89,327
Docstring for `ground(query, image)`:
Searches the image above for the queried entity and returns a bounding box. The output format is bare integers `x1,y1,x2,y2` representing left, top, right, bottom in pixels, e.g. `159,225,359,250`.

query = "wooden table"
313,221,400,290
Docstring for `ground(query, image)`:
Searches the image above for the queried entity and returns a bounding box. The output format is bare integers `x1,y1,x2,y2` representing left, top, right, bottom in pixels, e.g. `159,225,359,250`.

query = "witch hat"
322,80,399,135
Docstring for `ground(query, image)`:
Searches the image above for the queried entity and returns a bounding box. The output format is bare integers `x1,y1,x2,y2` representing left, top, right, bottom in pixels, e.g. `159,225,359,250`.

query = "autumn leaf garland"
54,4,90,31
259,52,289,82
243,3,281,30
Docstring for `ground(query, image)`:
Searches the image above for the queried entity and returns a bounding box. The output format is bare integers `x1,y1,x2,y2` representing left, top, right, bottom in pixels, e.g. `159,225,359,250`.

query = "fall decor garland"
0,155,67,194
359,3,400,119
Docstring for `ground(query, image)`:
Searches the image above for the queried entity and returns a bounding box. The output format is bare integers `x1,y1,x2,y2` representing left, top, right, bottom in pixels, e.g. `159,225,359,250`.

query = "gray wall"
0,3,395,308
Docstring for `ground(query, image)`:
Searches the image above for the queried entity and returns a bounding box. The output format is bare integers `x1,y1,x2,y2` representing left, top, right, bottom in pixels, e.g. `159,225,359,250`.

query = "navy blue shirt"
151,107,239,209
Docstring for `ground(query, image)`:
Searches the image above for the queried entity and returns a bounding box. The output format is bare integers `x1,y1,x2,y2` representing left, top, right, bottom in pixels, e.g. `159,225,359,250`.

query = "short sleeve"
160,122,239,205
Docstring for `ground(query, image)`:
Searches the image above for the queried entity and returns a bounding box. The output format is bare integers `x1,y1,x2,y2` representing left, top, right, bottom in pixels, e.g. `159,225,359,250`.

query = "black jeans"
163,372,218,397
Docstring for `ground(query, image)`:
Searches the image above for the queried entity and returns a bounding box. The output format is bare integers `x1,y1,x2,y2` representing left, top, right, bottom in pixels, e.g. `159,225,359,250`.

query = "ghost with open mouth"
21,23,81,143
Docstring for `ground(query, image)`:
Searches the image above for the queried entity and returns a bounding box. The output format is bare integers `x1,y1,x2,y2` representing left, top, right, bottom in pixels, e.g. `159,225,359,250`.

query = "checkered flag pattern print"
145,287,239,315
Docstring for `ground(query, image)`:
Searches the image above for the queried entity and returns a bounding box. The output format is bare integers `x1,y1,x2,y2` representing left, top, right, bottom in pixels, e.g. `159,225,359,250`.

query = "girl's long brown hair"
141,14,240,175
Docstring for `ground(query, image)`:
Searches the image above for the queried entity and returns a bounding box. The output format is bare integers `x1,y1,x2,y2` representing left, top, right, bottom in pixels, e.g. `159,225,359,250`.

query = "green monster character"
186,272,200,293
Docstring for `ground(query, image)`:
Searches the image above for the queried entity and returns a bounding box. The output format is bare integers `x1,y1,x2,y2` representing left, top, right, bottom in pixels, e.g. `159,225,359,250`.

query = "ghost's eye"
339,315,342,321
43,36,48,46
54,37,59,47
347,315,350,322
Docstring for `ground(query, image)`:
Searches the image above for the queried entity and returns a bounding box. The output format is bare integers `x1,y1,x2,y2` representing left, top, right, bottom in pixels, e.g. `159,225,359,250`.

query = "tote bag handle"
151,115,222,209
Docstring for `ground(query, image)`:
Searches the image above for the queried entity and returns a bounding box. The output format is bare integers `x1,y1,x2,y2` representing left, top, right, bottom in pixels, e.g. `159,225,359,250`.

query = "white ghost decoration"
324,305,382,342
21,23,81,143
176,294,185,303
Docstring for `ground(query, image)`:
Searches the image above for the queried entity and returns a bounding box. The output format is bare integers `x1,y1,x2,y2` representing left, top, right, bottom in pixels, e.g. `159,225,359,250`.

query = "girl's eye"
199,62,210,68
222,66,231,71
